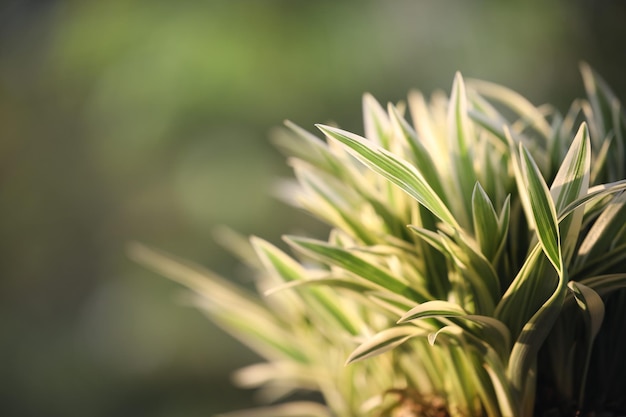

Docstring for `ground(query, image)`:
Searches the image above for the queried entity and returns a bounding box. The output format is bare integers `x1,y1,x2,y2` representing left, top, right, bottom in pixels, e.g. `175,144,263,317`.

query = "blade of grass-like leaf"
469,78,552,143
520,144,563,275
422,328,472,414
252,237,363,335
550,123,591,214
129,243,309,363
610,96,625,180
575,242,626,278
274,121,343,177
292,162,376,244
363,93,391,147
447,72,476,229
448,344,476,415
345,326,425,364
495,243,545,329
580,62,608,142
129,242,266,317
568,281,605,346
567,281,605,410
507,266,567,395
316,124,460,229
575,192,626,269
581,63,626,181
388,103,447,201
590,132,614,184
472,182,501,260
578,273,626,297
550,123,590,264
494,196,511,266
366,291,423,317
264,276,377,297
398,300,466,322
548,113,565,176
399,301,511,359
558,179,626,222
484,363,518,417
408,225,499,314
469,357,505,417
285,236,431,303
212,226,261,269
407,90,446,157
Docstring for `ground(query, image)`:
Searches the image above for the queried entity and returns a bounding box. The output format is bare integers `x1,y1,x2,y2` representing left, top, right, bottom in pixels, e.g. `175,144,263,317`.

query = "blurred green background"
1,1,625,416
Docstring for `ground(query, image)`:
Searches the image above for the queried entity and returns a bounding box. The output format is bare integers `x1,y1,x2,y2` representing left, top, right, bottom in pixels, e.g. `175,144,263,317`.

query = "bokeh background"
1,1,625,416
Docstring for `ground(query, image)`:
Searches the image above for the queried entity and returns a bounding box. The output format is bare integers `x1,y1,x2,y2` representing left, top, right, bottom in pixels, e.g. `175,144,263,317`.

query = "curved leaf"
472,182,501,260
567,281,605,409
398,300,467,323
346,326,425,364
316,124,460,229
285,236,430,303
520,144,563,275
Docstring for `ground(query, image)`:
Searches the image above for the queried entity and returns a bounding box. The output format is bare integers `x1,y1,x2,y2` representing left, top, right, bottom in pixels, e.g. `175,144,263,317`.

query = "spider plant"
131,64,626,417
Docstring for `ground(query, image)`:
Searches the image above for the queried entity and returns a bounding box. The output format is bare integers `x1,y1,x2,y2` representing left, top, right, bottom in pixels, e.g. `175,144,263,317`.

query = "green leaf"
388,103,447,201
274,121,340,176
507,262,568,394
472,182,501,260
495,243,558,336
408,226,499,314
399,301,511,359
558,179,626,222
285,236,430,303
427,325,463,346
568,281,604,342
345,326,424,364
292,162,376,244
447,72,476,228
128,243,309,363
252,237,363,335
580,62,626,182
264,276,376,297
484,363,518,417
495,195,511,264
398,300,467,322
549,123,590,264
550,123,591,213
520,144,563,275
469,78,552,143
316,124,460,229
574,193,626,273
567,281,605,409
363,92,391,147
578,273,626,297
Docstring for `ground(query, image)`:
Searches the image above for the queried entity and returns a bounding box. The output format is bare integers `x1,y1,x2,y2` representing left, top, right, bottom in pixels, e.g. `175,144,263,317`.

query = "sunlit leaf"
567,281,605,409
472,182,500,260
520,144,563,275
346,326,424,364
446,72,477,228
316,124,460,229
550,123,590,263
285,235,430,303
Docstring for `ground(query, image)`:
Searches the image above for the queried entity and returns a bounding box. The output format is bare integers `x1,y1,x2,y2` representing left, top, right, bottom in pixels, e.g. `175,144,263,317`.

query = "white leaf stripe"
520,144,563,275
316,124,460,229
346,326,423,364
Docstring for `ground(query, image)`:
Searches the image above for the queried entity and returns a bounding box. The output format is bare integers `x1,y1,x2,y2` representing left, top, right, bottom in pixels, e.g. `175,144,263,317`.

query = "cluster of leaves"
132,64,626,417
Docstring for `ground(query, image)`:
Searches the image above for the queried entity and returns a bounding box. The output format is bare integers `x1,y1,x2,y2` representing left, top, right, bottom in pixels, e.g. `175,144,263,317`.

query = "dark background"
1,1,625,416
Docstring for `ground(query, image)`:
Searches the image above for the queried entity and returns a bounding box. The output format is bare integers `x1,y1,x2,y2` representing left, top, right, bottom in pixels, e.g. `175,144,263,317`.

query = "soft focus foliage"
2,1,626,416
135,67,626,417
